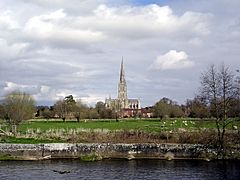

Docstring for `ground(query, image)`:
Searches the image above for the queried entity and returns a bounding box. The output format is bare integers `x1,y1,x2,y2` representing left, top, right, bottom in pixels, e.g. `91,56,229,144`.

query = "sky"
0,0,239,107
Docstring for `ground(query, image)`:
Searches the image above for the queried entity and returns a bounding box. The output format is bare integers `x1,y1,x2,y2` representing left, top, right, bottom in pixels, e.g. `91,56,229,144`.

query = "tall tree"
54,100,68,121
153,97,184,119
42,107,54,120
153,100,170,119
199,64,236,155
3,91,36,133
95,101,107,119
64,95,76,114
236,69,240,117
88,108,99,119
74,100,90,120
0,104,6,120
186,97,209,118
54,95,77,122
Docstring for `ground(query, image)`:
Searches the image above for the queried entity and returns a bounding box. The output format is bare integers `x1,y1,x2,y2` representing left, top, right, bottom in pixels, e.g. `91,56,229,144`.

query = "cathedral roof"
128,99,139,103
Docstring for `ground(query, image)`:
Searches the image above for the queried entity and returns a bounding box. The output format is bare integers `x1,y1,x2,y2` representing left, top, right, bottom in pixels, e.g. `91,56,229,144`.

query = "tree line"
35,95,117,121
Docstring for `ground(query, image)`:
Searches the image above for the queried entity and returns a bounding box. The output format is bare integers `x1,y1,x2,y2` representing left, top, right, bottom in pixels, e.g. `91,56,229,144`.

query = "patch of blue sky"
128,0,173,6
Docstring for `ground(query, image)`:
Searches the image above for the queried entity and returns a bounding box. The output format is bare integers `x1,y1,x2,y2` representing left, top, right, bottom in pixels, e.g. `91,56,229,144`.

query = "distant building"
141,106,153,118
105,59,141,117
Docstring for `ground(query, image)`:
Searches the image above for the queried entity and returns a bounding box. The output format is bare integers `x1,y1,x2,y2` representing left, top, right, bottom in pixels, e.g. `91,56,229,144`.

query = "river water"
0,159,239,180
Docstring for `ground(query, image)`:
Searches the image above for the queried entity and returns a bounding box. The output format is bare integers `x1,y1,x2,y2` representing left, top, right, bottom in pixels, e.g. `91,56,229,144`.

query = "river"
0,159,239,180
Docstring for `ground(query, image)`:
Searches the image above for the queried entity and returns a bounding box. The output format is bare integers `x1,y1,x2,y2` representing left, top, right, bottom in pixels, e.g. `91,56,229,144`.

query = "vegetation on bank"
0,118,239,145
79,153,102,161
0,136,64,144
0,154,21,161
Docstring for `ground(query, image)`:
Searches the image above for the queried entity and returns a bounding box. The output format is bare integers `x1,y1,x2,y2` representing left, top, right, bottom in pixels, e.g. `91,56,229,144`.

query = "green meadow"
17,118,239,133
1,118,239,144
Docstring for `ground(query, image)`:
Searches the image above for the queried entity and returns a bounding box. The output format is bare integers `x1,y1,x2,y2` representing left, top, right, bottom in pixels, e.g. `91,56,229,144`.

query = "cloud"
0,39,29,60
2,81,77,103
88,4,210,39
188,37,202,46
20,4,210,49
22,0,107,13
149,50,194,70
80,93,105,106
0,11,19,30
23,9,106,47
3,81,39,94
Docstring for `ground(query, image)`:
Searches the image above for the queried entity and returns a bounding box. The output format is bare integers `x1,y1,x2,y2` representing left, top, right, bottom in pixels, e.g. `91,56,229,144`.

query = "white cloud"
40,85,50,94
3,82,20,92
80,94,105,106
88,4,210,38
33,85,58,102
0,11,19,30
3,81,39,94
21,4,210,48
3,82,76,103
23,0,107,13
24,9,106,46
0,39,29,60
150,50,195,70
179,11,210,35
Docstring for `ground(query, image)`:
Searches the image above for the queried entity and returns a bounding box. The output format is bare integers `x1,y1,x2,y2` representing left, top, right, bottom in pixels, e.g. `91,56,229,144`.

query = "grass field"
0,118,239,144
16,118,240,134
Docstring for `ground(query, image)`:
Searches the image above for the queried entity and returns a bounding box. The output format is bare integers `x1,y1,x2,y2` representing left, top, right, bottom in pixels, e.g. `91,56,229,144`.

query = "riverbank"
0,143,240,161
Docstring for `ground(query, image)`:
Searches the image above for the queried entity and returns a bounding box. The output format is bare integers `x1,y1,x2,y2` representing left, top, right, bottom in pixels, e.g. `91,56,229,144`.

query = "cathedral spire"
120,57,125,83
118,57,128,105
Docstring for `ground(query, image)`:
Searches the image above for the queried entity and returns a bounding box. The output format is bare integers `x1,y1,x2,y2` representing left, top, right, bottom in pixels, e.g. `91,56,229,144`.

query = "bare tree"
54,95,80,122
54,100,68,122
4,91,36,134
72,100,90,121
236,69,240,117
200,64,236,155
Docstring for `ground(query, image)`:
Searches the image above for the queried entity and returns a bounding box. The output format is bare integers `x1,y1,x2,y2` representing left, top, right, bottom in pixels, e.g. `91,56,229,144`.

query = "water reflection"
0,159,239,180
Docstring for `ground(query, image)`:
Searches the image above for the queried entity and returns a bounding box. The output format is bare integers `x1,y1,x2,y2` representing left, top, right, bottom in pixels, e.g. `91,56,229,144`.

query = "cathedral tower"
118,58,128,109
105,58,141,117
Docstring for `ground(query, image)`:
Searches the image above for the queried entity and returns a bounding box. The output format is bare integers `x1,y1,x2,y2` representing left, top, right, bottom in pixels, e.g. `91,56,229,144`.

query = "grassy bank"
0,118,239,144
0,136,64,144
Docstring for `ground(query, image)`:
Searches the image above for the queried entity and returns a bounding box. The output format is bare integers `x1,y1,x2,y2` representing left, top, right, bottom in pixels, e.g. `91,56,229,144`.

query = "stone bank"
0,143,239,161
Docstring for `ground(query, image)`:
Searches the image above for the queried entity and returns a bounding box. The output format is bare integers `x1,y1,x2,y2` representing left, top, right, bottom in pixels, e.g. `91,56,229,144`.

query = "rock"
127,154,135,160
53,170,70,174
164,152,174,160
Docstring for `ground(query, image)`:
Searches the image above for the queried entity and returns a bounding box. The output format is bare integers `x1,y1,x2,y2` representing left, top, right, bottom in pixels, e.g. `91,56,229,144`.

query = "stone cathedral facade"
105,60,141,117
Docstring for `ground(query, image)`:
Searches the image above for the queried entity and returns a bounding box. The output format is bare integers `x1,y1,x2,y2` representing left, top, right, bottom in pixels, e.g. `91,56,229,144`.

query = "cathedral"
105,59,141,117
